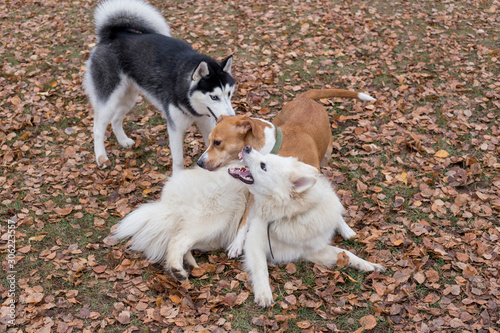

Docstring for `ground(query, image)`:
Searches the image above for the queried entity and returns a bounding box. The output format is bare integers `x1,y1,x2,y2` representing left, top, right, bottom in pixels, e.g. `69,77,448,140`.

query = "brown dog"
196,88,376,257
197,89,375,171
197,89,375,257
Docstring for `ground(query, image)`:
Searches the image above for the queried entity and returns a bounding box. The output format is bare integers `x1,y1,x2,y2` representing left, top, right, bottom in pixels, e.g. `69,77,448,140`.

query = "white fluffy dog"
112,148,383,307
113,163,356,283
228,146,385,307
113,166,248,281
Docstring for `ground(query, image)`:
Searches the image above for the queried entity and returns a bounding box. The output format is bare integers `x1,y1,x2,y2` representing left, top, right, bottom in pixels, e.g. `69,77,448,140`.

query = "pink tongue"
228,167,254,183
239,167,251,177
229,167,250,177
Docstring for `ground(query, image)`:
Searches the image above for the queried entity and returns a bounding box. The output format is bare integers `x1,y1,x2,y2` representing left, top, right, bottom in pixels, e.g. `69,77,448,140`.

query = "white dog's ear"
192,61,209,81
290,162,318,193
292,175,316,194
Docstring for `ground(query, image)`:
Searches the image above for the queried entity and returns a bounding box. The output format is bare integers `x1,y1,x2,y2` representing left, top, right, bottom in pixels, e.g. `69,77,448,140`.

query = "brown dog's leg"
321,138,333,167
227,195,254,258
238,194,253,229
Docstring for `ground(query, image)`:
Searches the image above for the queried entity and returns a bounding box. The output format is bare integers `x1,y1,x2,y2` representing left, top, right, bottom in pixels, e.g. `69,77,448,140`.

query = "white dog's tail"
113,201,175,263
94,0,171,43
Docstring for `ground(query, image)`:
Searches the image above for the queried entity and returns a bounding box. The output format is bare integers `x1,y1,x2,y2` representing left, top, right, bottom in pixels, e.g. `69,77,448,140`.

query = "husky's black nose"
197,159,204,168
243,145,252,154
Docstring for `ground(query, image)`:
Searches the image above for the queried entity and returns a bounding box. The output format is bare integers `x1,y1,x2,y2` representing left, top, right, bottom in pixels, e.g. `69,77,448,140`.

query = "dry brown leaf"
336,251,349,268
434,150,450,158
359,314,377,330
116,310,131,324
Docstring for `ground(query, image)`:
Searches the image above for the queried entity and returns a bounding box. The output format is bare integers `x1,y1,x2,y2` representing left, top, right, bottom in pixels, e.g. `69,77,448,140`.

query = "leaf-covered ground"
1,0,499,331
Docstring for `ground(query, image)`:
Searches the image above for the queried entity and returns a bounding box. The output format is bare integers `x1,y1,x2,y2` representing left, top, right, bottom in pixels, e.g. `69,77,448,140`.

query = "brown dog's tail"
301,89,376,102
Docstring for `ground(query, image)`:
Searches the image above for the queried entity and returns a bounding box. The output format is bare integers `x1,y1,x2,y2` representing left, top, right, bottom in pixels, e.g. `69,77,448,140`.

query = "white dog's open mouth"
228,166,254,184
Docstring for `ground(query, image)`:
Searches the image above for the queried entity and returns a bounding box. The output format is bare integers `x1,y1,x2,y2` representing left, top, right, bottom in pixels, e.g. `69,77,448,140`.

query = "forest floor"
1,0,499,332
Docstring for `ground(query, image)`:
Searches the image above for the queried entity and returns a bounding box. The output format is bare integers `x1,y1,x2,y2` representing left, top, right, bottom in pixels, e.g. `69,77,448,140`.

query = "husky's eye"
213,140,221,147
210,95,219,101
260,162,267,171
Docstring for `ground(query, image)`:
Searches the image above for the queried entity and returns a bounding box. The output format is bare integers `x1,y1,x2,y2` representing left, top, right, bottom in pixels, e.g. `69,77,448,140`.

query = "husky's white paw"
119,137,135,148
254,287,273,307
227,239,244,258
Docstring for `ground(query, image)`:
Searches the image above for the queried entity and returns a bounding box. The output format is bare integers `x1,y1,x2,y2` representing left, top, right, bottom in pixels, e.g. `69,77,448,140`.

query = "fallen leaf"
169,295,182,304
359,314,377,330
336,251,349,268
116,310,130,324
54,206,73,216
29,235,46,242
92,265,107,274
423,293,440,304
297,321,311,329
414,271,426,284
434,150,450,158
285,263,296,274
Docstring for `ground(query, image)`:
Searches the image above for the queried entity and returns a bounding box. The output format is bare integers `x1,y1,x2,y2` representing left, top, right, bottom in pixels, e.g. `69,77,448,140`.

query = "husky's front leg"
195,116,216,148
244,216,273,307
166,110,192,174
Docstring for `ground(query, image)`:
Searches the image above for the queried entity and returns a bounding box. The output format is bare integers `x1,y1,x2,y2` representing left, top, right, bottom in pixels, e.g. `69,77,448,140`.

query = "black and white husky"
83,0,235,173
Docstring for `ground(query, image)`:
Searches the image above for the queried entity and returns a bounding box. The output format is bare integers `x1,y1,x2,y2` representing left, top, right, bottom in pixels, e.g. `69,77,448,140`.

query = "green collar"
270,125,283,155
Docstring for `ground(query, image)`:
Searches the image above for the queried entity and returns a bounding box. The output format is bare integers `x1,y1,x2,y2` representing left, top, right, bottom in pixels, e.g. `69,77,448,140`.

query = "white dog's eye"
210,95,219,101
260,162,267,171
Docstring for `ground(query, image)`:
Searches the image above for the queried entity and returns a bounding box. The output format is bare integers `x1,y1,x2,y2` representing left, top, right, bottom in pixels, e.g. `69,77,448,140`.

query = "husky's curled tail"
94,0,171,42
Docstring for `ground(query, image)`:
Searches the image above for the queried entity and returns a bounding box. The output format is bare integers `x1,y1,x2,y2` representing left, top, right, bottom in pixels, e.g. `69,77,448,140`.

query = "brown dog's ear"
217,115,226,124
235,116,252,136
236,120,252,135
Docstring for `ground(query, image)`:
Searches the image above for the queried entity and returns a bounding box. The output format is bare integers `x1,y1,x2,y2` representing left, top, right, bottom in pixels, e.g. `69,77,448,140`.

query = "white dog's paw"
119,137,135,148
371,263,386,272
340,226,357,240
354,260,386,273
96,155,111,168
227,239,244,258
254,289,274,307
170,266,189,282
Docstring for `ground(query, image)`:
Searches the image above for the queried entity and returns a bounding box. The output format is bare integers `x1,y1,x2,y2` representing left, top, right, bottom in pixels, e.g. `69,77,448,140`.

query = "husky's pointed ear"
192,61,209,82
220,55,233,74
